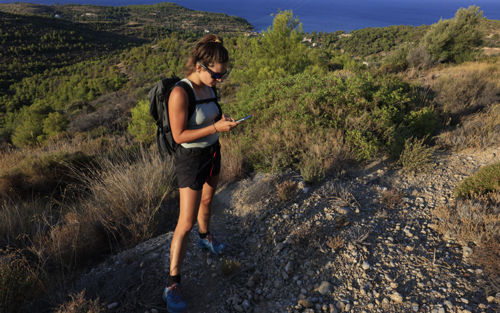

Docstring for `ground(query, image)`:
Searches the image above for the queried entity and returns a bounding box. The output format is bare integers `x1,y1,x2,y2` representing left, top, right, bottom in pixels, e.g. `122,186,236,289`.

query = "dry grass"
80,147,176,247
380,189,403,209
427,62,499,123
431,163,500,293
219,135,244,185
0,249,45,313
300,130,347,184
0,138,179,308
436,102,500,150
54,290,104,313
326,235,345,251
276,180,297,202
431,197,499,292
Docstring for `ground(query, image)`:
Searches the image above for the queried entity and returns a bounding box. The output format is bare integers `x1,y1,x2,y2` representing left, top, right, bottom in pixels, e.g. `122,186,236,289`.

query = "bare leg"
169,187,202,276
197,174,219,234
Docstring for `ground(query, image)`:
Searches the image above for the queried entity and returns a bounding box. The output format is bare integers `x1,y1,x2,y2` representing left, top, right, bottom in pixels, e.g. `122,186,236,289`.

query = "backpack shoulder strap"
175,80,196,120
210,86,223,120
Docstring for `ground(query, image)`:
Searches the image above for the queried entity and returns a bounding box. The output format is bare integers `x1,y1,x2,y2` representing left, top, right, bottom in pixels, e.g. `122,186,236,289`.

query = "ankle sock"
168,274,181,286
198,231,209,239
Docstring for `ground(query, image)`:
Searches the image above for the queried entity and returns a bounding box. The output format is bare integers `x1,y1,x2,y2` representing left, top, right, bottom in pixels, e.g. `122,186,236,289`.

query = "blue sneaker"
198,233,225,255
162,283,187,313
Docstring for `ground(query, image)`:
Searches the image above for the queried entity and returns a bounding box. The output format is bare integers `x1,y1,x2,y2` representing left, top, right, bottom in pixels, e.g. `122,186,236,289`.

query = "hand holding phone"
236,115,252,123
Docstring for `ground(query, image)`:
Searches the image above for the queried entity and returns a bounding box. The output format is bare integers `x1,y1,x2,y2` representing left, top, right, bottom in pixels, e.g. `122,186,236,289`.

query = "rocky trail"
73,147,500,313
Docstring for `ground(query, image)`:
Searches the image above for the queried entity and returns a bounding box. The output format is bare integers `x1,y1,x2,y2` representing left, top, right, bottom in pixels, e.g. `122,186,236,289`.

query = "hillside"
0,2,252,101
0,6,499,313
50,146,499,313
0,10,144,99
0,2,253,39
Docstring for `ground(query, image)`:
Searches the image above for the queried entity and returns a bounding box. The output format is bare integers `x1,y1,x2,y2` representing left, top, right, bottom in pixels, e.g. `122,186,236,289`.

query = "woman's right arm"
168,86,237,144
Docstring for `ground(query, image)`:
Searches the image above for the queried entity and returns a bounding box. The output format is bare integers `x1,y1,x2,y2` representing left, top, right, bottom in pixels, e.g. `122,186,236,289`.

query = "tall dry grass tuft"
219,135,244,185
36,209,108,270
80,147,176,247
54,290,104,313
0,200,48,247
300,130,349,183
0,249,45,313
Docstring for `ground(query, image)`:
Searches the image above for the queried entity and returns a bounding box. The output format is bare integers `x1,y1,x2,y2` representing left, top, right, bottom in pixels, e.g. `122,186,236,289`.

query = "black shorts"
174,141,221,190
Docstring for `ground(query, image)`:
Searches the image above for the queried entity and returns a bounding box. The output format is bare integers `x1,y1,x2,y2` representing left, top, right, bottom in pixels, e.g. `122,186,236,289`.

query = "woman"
163,34,238,313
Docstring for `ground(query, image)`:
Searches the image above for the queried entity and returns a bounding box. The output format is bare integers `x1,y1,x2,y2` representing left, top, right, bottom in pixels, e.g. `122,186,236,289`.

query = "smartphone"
236,115,252,123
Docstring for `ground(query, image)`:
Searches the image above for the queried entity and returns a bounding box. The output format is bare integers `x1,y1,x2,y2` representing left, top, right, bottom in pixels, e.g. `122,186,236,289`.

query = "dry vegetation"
0,136,178,312
54,290,104,313
419,60,500,151
431,162,500,293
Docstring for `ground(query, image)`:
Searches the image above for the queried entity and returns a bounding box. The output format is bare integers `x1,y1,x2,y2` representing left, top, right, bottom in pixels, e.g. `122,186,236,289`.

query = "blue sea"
1,0,500,32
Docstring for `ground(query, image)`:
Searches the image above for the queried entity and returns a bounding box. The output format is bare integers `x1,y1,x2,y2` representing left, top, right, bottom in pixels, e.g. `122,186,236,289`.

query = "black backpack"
148,75,222,156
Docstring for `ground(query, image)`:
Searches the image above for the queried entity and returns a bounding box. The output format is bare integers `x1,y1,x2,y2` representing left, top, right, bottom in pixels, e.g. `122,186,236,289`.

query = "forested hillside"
0,4,498,313
0,11,145,98
0,2,253,39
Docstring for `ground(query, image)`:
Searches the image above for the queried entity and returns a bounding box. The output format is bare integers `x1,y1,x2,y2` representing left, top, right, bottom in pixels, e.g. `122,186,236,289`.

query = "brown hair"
185,34,229,75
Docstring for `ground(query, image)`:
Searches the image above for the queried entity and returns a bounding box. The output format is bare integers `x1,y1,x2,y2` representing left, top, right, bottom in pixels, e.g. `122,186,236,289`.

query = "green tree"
231,10,313,87
11,101,51,147
43,112,68,139
423,6,483,63
128,99,156,144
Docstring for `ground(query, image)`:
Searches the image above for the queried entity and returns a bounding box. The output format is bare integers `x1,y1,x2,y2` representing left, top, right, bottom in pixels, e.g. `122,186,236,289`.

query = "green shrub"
455,162,500,198
128,98,156,144
226,71,434,172
398,137,436,173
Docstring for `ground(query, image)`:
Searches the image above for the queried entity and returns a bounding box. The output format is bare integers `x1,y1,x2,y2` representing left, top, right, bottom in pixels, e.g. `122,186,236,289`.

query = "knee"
200,196,213,209
176,219,195,234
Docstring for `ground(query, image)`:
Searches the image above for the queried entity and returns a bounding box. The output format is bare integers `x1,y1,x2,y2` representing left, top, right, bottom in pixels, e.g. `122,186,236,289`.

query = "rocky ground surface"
73,147,500,313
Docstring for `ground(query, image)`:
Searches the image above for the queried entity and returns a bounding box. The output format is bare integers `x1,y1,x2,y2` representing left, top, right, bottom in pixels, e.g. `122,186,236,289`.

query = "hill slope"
0,2,253,39
61,147,500,313
0,10,144,96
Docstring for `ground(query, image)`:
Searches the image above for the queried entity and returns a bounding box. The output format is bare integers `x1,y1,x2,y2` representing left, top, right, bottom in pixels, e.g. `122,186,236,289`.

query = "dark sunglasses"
199,63,229,80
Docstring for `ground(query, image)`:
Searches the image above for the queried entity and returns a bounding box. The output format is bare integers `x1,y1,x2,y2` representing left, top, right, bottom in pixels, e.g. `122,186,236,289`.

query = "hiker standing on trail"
163,34,238,313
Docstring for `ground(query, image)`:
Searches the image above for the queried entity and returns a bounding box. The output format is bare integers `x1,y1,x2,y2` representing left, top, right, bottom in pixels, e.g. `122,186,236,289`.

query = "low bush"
432,163,500,292
455,161,500,198
398,137,437,173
